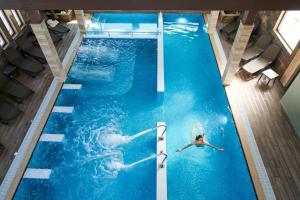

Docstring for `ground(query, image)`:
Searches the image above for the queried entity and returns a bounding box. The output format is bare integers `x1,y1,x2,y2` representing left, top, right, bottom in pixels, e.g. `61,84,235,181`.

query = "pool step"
39,134,64,142
23,168,52,179
62,84,82,90
157,121,167,200
52,106,74,113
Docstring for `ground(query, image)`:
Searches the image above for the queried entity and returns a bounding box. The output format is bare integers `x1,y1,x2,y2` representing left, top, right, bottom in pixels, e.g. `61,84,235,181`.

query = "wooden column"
222,11,256,85
74,10,86,33
280,47,300,87
207,11,219,34
28,10,66,82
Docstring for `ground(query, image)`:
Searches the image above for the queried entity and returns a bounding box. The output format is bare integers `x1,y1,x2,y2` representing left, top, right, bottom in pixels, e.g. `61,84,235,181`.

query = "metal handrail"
157,125,167,141
159,151,167,168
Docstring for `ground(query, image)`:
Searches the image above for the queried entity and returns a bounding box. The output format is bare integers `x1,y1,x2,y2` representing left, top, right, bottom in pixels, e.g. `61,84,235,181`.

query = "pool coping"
0,29,84,200
204,14,276,200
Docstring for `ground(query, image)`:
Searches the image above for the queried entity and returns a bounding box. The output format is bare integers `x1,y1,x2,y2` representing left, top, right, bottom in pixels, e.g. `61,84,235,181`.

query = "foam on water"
98,127,157,148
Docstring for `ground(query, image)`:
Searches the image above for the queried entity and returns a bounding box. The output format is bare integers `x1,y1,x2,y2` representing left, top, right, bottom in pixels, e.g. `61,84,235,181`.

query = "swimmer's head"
195,135,203,140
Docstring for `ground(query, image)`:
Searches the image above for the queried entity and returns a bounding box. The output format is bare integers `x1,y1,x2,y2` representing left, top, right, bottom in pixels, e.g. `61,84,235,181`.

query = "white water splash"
106,154,157,171
98,127,157,148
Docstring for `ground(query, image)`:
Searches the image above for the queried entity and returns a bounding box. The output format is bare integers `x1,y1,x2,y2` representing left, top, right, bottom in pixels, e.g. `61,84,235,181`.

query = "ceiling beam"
0,0,300,10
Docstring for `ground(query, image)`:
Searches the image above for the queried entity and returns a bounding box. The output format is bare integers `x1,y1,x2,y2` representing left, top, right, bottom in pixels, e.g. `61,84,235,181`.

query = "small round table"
257,69,279,87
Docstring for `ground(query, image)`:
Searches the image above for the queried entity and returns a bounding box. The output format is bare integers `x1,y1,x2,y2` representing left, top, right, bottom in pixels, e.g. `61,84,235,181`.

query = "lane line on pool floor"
23,168,52,179
52,106,74,113
62,84,82,90
39,134,65,142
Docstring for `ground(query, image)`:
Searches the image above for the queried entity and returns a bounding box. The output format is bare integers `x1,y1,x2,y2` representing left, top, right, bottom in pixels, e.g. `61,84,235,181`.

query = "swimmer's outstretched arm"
176,143,194,152
204,142,224,152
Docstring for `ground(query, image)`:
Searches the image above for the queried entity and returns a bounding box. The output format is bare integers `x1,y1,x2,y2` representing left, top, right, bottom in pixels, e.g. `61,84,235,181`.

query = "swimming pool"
14,13,256,200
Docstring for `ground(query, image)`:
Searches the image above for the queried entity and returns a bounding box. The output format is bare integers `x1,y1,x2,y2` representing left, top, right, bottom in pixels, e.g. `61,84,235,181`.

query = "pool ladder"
157,124,167,141
159,151,168,168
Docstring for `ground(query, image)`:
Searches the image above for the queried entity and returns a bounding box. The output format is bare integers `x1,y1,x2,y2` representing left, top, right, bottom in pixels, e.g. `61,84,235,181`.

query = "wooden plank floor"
0,23,78,184
217,30,300,199
232,73,300,200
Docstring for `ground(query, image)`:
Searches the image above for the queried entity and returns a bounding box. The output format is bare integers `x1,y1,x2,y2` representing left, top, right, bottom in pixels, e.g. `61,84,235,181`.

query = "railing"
159,151,167,168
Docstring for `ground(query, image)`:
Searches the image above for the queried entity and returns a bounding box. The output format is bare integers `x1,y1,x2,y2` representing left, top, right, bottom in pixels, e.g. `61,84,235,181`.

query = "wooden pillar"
28,10,66,82
74,10,86,33
207,11,219,34
280,47,300,87
222,11,256,85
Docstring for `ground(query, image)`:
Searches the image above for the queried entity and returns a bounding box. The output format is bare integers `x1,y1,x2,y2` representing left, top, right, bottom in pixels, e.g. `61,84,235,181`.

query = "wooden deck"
217,30,300,199
0,23,78,184
231,72,300,200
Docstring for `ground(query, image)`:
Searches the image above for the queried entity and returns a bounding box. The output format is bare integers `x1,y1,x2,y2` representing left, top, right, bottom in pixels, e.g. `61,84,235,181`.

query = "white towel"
47,19,59,28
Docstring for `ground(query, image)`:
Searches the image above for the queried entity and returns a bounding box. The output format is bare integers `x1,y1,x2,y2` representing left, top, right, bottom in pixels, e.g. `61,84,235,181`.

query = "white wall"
281,73,300,137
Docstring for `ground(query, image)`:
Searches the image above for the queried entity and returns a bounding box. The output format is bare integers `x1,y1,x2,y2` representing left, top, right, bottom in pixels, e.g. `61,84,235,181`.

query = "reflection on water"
164,21,200,40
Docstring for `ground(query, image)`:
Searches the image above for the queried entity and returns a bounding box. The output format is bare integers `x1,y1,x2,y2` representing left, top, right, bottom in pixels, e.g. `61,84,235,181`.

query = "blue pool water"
163,14,256,200
14,13,256,200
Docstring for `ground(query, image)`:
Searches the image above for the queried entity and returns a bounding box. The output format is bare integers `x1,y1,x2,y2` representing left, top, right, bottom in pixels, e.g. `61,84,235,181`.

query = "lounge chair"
241,44,281,76
24,26,62,44
49,29,63,43
0,99,21,124
0,73,33,103
3,47,45,77
46,19,70,34
16,34,47,64
0,64,17,78
241,35,273,63
219,17,241,40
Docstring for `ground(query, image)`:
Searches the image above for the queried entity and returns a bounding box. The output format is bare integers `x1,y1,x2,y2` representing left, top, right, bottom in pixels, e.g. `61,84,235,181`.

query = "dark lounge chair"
49,29,63,43
219,17,241,40
24,26,62,44
0,73,33,103
241,44,281,76
16,34,47,64
46,19,70,34
3,47,45,77
0,64,17,77
0,99,21,124
241,35,273,63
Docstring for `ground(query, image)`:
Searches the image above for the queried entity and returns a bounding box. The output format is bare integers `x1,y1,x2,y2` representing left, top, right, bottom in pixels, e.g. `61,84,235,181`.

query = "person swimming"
176,123,224,152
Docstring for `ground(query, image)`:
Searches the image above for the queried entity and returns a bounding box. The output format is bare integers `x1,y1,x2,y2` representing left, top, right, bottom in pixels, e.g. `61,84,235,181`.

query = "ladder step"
39,134,64,142
52,106,74,113
62,84,82,90
23,168,52,179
